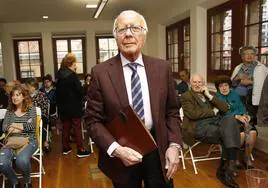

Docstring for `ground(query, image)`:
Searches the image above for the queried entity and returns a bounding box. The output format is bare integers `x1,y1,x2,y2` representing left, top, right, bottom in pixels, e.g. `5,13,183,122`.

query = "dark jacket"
85,54,182,183
0,88,8,109
176,81,189,94
56,67,83,119
180,90,229,145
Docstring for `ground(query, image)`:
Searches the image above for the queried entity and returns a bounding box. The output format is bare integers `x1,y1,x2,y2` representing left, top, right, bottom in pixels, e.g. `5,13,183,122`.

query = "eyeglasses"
243,52,255,56
115,26,146,35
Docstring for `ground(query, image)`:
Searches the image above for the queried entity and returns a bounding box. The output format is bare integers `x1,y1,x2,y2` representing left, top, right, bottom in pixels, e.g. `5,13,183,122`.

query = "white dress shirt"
107,53,153,156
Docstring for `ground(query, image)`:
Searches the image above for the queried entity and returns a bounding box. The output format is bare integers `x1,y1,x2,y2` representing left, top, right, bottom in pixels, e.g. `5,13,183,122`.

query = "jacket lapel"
143,55,160,124
107,55,129,108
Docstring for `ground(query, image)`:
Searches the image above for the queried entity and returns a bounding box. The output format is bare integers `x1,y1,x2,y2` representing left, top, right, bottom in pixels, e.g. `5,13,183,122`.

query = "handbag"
3,136,30,155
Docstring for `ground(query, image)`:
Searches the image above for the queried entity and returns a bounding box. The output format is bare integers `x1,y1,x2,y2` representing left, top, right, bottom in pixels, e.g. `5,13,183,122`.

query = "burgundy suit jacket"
85,54,182,183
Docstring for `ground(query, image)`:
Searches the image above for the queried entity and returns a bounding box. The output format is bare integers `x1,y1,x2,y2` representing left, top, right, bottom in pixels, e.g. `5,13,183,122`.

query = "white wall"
0,20,113,80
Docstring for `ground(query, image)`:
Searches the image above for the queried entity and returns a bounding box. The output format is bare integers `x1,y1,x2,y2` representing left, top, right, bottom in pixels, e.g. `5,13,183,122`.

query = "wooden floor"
9,130,268,188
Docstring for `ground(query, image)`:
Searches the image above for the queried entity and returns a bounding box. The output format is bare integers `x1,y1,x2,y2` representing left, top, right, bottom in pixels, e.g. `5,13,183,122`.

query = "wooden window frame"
13,39,44,81
95,35,118,64
207,0,243,82
52,36,87,79
166,18,190,79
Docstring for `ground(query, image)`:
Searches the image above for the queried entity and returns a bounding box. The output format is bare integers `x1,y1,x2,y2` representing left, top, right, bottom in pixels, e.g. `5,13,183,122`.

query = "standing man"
85,10,182,188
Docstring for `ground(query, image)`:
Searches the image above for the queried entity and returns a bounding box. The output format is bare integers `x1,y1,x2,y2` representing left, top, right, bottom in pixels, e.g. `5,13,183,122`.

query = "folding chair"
179,108,221,174
2,107,45,188
82,101,94,153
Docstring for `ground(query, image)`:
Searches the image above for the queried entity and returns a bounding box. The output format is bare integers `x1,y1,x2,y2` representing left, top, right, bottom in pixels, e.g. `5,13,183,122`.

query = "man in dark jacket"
56,53,90,157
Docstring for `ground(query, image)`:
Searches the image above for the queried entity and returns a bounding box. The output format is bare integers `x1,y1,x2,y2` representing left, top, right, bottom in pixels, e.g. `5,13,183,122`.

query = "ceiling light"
93,0,108,19
86,4,98,8
43,16,48,19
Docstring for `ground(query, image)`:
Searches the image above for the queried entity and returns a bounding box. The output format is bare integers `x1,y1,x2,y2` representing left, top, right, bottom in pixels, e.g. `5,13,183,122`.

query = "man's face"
179,71,189,82
190,75,204,93
114,12,146,60
218,83,230,96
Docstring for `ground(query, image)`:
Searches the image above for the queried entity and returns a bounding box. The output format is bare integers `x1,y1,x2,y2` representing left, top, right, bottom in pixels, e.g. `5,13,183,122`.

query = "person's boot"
229,160,239,177
24,183,32,188
216,160,239,188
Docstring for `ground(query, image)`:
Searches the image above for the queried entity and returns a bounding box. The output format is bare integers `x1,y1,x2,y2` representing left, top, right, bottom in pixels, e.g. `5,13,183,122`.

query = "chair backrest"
0,109,7,120
35,107,42,146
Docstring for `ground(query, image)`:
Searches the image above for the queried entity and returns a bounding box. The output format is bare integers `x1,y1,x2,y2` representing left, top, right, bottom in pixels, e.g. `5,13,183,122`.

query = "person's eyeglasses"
115,26,146,35
243,52,255,56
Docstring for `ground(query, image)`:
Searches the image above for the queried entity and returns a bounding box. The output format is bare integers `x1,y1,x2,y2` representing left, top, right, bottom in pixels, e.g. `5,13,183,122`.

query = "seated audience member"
5,80,20,95
0,87,8,109
258,75,268,126
0,84,38,188
215,75,257,169
176,69,190,95
25,78,50,152
181,74,240,188
40,74,57,116
231,45,268,127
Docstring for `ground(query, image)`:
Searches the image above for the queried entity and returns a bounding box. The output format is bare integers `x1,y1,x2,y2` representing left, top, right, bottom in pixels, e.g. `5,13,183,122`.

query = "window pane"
56,40,68,52
211,14,221,33
261,54,268,66
223,10,232,31
262,23,268,46
71,39,82,51
29,41,39,53
211,34,221,51
167,31,172,44
57,51,67,65
247,0,260,24
222,51,231,70
223,31,231,51
184,41,190,57
184,24,190,41
211,52,221,70
18,42,29,53
184,57,190,70
99,39,108,50
247,25,259,46
173,29,178,43
174,44,178,58
108,38,117,50
262,0,268,22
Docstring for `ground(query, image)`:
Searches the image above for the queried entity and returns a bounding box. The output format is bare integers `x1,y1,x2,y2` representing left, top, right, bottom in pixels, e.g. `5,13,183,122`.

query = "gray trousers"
195,115,240,158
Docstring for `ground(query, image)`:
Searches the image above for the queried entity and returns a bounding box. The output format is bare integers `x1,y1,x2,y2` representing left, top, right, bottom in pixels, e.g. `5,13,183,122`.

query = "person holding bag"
0,84,38,188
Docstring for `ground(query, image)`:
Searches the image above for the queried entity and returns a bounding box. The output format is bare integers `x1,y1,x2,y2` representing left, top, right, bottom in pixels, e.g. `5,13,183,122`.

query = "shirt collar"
120,53,144,67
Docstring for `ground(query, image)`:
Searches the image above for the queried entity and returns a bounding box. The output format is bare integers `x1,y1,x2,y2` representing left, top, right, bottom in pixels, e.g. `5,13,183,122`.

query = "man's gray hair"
112,10,148,37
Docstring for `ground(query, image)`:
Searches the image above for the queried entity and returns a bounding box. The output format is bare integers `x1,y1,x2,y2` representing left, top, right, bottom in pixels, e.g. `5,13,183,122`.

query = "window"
0,42,3,77
244,0,268,66
207,0,242,81
52,36,86,77
95,36,118,64
13,39,44,80
166,18,190,78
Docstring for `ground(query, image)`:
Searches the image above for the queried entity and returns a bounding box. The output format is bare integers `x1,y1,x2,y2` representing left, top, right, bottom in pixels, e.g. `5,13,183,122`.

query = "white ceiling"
0,0,177,23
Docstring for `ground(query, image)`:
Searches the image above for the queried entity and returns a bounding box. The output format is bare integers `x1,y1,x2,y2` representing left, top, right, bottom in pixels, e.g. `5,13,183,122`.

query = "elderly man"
180,74,240,188
85,10,182,188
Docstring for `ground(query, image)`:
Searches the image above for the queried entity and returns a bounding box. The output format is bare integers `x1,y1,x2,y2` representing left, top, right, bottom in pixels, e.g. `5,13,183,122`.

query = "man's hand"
165,146,180,180
112,145,143,167
201,86,213,101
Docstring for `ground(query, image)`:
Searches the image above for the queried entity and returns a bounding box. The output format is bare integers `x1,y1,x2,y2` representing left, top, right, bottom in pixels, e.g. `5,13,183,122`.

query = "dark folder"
106,105,157,156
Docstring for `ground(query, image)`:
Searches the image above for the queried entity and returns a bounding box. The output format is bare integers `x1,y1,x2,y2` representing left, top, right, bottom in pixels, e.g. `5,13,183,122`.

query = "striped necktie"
127,63,145,120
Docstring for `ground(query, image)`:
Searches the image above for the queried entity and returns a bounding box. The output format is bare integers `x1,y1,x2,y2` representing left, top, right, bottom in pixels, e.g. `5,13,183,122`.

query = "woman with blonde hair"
56,53,90,157
0,84,38,188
